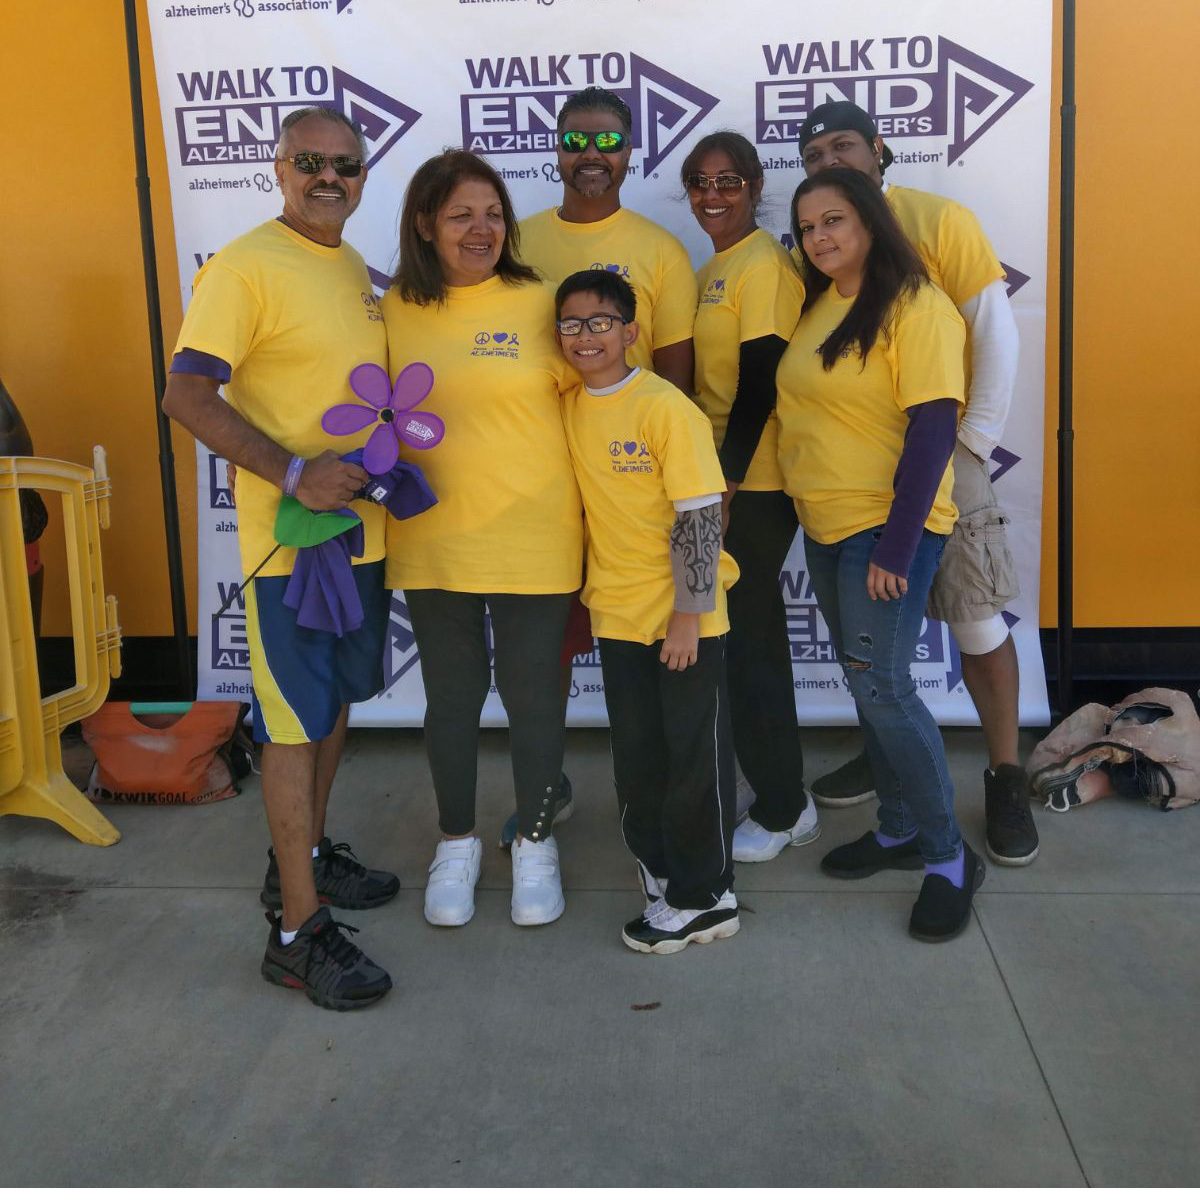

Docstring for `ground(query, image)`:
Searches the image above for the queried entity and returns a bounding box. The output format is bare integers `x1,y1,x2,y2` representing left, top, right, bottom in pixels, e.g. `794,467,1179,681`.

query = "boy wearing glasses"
555,269,740,954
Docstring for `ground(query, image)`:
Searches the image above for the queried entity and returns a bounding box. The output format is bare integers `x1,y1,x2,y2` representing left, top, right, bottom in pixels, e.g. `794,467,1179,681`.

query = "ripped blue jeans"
804,528,961,864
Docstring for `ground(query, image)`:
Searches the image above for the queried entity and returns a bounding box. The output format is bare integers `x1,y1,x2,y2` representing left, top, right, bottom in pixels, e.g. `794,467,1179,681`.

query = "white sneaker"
511,834,565,926
424,837,483,926
621,890,740,954
732,793,821,863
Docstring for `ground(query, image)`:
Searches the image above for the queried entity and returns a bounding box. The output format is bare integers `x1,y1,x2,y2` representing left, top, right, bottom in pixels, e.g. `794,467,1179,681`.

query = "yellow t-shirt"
174,220,388,577
381,276,583,594
776,281,965,545
694,228,805,492
884,184,1005,308
563,369,739,644
519,206,698,371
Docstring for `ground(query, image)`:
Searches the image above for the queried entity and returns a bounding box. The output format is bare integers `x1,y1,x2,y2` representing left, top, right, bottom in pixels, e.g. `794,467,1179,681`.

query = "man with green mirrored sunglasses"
520,86,698,396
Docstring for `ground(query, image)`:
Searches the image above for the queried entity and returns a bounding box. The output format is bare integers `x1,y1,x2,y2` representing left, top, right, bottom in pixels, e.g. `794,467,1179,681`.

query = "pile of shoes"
1028,687,1200,812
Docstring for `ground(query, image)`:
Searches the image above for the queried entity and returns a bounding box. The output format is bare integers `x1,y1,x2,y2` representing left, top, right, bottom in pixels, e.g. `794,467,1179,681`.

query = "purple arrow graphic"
999,262,1030,297
628,54,719,174
332,67,421,168
989,445,1021,484
368,266,391,295
939,38,1033,164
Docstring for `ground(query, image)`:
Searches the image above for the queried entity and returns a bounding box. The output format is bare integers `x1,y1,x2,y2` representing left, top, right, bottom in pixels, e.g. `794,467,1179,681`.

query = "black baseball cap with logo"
798,101,895,170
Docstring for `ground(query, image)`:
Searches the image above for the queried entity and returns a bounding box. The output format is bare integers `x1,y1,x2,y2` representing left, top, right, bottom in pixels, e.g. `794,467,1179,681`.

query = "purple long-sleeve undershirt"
870,397,959,578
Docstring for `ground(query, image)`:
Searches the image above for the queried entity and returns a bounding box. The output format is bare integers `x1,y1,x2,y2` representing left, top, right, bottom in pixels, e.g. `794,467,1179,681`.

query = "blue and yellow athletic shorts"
244,560,388,745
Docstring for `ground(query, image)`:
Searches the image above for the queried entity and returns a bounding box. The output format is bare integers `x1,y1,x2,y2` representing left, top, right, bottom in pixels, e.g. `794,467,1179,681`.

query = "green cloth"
273,495,361,547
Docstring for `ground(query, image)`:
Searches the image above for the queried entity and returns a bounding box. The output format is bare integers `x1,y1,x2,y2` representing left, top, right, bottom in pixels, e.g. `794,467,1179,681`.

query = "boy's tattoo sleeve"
669,502,721,613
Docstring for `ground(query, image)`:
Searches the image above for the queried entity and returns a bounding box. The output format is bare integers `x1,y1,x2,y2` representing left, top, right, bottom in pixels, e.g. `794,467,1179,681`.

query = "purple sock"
874,829,916,848
925,847,966,888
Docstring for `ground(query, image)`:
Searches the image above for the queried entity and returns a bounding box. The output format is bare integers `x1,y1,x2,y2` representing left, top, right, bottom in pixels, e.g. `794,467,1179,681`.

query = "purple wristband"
283,455,306,498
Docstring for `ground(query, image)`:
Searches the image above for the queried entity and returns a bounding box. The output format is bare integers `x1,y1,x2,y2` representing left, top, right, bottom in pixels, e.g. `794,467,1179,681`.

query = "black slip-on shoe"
908,844,986,943
261,907,392,1010
820,830,923,879
261,837,400,910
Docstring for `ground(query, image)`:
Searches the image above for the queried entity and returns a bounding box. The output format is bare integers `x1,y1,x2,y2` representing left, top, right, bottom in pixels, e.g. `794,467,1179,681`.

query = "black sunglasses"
276,151,364,178
559,130,627,154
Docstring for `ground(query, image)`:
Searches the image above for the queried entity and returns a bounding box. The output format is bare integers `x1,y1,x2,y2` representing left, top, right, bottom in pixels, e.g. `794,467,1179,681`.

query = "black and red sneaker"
260,837,400,910
261,907,392,1011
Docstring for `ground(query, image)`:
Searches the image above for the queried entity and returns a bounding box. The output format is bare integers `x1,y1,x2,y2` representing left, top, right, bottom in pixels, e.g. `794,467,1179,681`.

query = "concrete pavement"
1,727,1197,1186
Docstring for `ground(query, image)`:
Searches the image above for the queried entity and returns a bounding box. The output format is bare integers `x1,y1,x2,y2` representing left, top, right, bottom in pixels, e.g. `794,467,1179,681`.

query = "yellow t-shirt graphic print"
381,276,583,594
173,219,388,578
563,370,739,645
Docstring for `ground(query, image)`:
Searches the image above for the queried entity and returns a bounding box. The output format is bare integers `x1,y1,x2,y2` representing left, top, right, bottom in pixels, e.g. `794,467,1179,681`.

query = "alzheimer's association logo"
174,64,420,168
461,52,718,173
757,35,1031,164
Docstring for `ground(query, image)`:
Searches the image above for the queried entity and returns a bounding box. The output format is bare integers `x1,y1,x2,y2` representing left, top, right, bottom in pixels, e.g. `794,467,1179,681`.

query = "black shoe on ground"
908,844,986,943
260,837,400,910
820,830,923,879
621,892,740,955
498,772,575,850
261,906,392,1010
810,751,878,809
985,764,1040,867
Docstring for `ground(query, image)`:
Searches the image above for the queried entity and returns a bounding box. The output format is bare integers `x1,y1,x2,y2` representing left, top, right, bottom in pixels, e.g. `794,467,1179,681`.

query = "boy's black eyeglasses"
684,172,748,193
559,130,627,154
276,152,364,178
556,314,627,335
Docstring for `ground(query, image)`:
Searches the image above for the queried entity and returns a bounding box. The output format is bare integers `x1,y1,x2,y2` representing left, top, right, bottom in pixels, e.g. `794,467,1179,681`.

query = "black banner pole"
1056,0,1076,717
122,0,194,698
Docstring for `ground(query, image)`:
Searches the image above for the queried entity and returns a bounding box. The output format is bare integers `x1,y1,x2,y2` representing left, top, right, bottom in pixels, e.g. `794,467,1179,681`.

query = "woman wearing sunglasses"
381,150,582,930
680,131,817,864
778,167,984,941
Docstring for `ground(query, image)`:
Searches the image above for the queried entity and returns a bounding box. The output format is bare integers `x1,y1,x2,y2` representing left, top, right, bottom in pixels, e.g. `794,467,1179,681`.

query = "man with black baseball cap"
795,100,1039,870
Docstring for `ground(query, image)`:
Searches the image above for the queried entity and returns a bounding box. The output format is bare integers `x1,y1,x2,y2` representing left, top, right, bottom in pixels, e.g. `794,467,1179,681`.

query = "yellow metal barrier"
0,449,122,845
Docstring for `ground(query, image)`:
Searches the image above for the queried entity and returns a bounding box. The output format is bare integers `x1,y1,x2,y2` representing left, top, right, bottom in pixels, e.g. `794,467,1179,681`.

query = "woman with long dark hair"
382,150,582,930
679,131,818,863
777,166,984,940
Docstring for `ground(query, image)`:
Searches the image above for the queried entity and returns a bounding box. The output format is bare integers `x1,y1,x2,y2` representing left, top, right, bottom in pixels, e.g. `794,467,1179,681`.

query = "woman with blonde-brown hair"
382,150,582,930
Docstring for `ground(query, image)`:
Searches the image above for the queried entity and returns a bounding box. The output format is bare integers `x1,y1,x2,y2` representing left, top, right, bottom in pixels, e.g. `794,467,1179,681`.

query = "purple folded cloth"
283,512,365,636
342,449,439,520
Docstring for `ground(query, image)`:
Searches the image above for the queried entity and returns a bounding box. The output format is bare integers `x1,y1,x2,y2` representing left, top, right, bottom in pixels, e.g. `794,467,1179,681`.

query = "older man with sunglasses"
162,107,397,1011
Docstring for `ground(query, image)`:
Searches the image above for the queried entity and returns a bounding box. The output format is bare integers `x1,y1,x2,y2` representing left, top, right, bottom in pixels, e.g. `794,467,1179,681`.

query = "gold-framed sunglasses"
276,151,364,178
684,172,748,193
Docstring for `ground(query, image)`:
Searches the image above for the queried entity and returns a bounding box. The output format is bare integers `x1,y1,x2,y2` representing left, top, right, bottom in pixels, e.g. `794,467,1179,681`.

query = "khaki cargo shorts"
927,442,1020,624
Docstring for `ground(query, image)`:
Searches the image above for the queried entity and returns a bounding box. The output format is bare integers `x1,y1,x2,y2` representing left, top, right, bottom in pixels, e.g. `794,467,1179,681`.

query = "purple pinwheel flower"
322,361,444,476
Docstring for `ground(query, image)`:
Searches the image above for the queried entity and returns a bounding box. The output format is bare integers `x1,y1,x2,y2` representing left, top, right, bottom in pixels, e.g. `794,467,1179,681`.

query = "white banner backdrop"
148,0,1052,727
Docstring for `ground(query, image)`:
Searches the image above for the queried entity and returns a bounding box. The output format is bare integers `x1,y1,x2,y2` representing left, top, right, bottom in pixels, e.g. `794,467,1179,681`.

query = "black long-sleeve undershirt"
718,333,789,484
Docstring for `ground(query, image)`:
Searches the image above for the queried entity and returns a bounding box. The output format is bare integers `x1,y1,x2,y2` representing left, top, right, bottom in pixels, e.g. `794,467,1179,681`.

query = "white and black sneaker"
621,890,740,955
